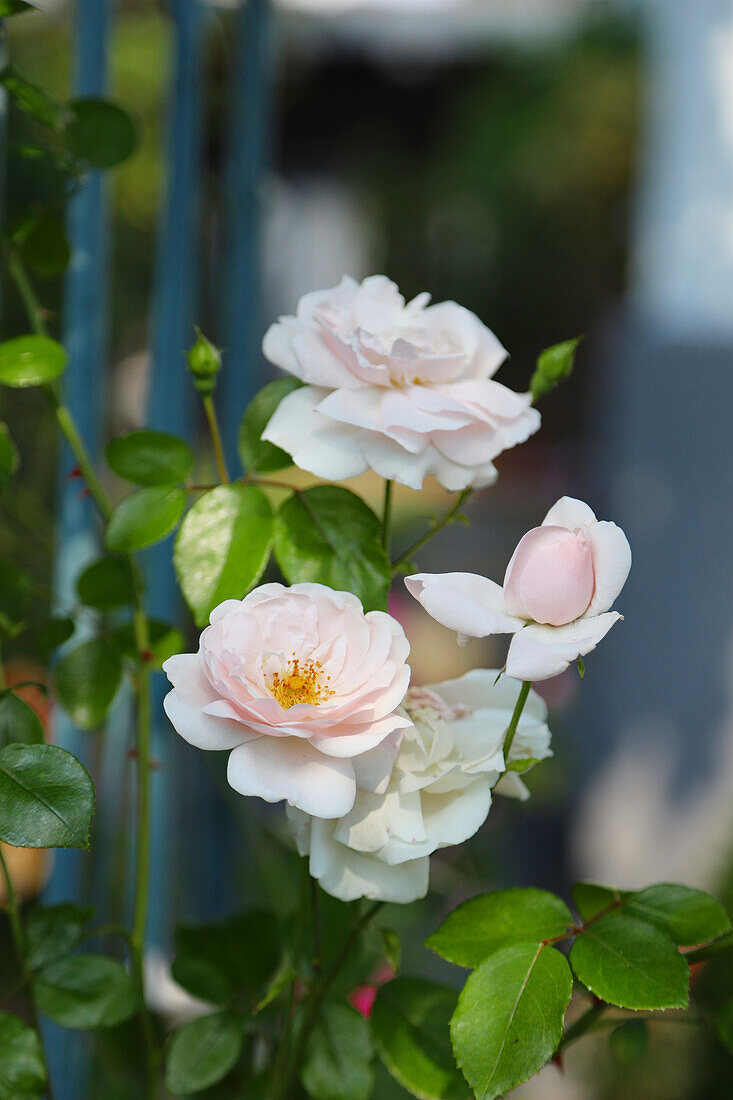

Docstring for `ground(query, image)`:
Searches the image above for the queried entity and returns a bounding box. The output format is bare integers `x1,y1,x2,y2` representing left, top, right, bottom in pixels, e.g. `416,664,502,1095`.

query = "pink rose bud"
503,525,595,626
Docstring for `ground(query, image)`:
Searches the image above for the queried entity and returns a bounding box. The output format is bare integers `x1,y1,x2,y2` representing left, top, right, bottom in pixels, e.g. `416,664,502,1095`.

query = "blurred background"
1,0,732,1096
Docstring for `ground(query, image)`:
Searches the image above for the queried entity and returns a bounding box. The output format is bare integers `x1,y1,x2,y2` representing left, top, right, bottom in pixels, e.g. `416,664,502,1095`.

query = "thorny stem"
277,900,385,1099
502,680,532,762
202,393,230,483
0,847,56,1100
391,488,472,569
4,245,157,1093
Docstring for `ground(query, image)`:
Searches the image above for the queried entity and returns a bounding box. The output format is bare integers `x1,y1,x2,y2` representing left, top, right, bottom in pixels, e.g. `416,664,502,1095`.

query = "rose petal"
505,613,622,681
227,737,356,818
542,496,597,530
262,386,370,481
586,520,632,615
307,817,430,903
405,572,524,636
162,654,251,751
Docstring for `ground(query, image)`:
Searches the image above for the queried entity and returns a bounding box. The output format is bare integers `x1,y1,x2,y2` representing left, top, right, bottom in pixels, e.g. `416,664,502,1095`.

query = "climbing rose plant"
0,27,730,1097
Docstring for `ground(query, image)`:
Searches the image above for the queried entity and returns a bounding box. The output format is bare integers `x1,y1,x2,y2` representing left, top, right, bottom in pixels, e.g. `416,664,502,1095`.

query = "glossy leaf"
65,98,137,170
172,910,279,1007
0,743,94,848
53,639,122,730
0,422,20,491
105,429,194,487
569,913,689,1010
0,691,44,749
35,616,75,654
0,1010,46,1096
572,881,627,922
275,486,391,612
0,335,66,388
0,1,38,15
372,977,467,1100
427,888,573,968
105,485,185,553
76,556,134,610
237,378,301,473
301,1002,373,1100
174,485,273,627
19,212,71,278
25,903,93,971
34,954,137,1029
625,884,732,946
610,1019,648,1064
0,70,66,129
165,1012,244,1095
451,944,572,1100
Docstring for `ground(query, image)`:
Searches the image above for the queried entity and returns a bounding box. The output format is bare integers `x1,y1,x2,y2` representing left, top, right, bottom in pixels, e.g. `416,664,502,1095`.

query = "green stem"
4,249,157,1092
0,847,56,1100
502,681,531,762
391,488,472,569
202,394,230,483
381,480,393,553
279,900,384,1099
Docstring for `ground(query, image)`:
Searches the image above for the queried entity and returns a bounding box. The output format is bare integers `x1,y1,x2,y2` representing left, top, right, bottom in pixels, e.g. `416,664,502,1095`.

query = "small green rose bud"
186,328,222,395
530,336,583,403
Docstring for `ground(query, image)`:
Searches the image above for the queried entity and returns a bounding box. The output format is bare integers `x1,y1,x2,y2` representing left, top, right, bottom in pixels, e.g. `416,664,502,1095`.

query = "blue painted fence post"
45,1,113,1094
219,0,273,469
145,0,205,945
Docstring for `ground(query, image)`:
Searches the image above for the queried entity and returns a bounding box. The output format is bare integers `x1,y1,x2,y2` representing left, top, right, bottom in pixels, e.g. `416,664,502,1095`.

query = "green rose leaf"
105,429,194,487
0,422,20,492
0,335,67,388
25,903,93,971
19,212,71,279
569,913,689,1010
53,638,122,730
275,486,391,612
301,1002,374,1100
0,70,67,129
172,910,279,1007
65,98,137,170
76,556,134,610
609,1019,648,1064
165,1011,244,1095
33,954,137,1029
0,691,44,749
572,882,628,923
0,1,38,15
111,619,184,669
237,378,301,473
624,884,732,946
174,485,273,627
427,888,573,969
714,1000,733,1055
105,484,185,553
0,1010,46,1096
35,615,75,655
371,977,468,1100
0,743,94,848
450,944,572,1100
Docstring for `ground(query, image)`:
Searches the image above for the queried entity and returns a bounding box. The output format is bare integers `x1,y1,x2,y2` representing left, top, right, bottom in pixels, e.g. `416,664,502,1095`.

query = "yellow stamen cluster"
268,656,333,709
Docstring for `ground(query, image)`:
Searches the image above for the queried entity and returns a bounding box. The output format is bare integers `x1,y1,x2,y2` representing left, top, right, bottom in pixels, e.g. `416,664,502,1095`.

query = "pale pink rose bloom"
405,497,631,681
162,583,411,818
261,275,540,491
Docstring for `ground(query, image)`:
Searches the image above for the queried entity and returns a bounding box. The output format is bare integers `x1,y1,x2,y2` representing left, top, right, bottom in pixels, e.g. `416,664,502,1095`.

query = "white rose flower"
288,670,552,903
261,275,540,490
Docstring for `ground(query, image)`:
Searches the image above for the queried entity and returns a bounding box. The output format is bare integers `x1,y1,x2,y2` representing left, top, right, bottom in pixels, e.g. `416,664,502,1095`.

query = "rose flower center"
268,656,334,709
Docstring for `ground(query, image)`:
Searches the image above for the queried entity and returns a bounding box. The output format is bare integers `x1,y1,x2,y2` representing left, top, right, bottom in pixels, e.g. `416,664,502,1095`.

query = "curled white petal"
405,572,523,637
505,612,622,681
